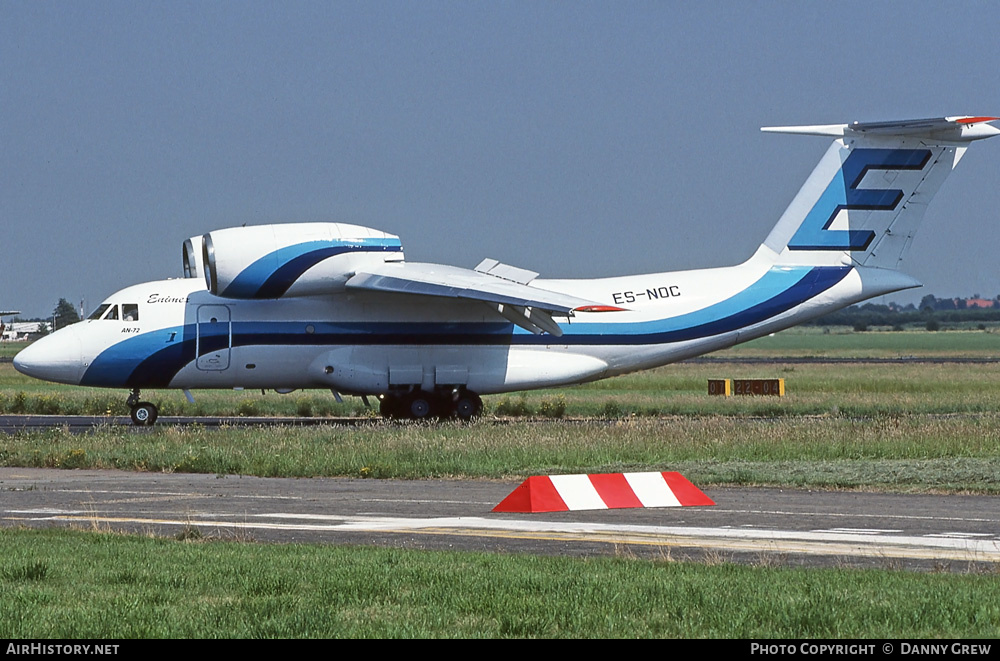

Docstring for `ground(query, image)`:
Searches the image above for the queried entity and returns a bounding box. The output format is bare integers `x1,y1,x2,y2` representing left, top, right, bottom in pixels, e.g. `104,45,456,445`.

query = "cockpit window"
87,303,138,321
88,304,110,321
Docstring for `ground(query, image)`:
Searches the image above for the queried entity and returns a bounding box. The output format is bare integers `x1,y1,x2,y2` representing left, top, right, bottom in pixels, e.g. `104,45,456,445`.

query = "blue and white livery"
15,116,1000,423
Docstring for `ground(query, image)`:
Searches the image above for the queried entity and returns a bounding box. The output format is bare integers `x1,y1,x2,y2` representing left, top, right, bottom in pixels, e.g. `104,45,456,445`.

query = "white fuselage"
13,257,913,396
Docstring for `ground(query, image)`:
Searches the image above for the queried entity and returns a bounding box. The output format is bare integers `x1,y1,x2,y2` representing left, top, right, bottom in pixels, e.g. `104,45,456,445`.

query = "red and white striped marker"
493,471,714,513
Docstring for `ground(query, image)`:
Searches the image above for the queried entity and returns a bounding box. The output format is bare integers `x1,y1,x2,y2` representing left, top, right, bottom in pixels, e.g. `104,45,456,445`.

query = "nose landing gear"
126,389,159,426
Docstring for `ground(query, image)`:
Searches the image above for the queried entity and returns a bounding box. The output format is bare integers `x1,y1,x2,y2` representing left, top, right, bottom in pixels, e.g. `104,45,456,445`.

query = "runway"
2,467,998,571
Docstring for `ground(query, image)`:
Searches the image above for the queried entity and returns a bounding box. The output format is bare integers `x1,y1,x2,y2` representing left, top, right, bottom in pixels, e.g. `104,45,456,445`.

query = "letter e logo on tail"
788,148,931,251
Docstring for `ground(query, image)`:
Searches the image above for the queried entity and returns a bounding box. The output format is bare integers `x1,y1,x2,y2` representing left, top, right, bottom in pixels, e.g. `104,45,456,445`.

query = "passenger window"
103,305,119,321
88,304,110,321
123,304,139,322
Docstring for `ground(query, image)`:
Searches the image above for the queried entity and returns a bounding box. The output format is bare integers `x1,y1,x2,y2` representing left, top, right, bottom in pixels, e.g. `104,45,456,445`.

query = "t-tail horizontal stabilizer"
761,115,1000,140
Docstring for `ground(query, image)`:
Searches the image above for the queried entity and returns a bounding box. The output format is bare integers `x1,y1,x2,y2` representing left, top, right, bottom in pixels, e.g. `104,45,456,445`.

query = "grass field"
4,415,1000,492
2,528,998,638
3,329,1000,637
715,325,1000,357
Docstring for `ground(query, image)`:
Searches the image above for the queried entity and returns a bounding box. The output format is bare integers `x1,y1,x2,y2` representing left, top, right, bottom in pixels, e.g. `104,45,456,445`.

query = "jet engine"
182,236,204,279
196,223,404,299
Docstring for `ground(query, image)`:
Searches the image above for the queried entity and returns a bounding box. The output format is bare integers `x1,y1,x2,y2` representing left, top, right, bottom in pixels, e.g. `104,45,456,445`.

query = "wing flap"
494,304,563,337
346,261,614,335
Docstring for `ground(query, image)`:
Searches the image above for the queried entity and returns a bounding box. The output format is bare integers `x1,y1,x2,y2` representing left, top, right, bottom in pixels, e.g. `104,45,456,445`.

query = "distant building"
965,298,998,309
0,321,50,342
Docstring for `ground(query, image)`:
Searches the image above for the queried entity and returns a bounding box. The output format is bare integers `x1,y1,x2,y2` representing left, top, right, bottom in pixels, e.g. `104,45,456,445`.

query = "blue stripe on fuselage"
81,265,850,387
222,239,403,299
543,265,849,343
81,326,197,388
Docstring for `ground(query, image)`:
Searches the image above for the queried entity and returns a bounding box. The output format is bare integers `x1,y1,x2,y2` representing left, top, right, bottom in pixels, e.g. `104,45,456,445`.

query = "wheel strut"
126,388,141,408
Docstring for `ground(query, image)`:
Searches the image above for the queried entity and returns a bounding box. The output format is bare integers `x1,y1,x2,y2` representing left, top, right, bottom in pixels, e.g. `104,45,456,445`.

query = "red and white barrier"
493,471,714,513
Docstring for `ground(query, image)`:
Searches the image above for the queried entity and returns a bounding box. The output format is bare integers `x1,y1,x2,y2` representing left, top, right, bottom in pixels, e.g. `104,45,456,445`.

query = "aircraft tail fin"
756,116,999,270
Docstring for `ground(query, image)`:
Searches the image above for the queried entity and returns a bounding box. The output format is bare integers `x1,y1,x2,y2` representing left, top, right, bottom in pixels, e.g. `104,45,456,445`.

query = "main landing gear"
378,388,483,421
126,389,159,426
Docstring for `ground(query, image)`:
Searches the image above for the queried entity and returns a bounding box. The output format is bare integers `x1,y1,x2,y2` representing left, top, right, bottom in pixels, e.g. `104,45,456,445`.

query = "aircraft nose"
13,327,85,385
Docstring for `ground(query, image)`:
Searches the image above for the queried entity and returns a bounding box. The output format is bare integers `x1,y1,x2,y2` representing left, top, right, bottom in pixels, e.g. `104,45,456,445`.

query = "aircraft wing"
346,260,620,336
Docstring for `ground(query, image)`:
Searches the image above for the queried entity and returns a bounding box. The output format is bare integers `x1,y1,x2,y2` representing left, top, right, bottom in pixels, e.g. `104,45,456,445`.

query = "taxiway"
2,467,998,571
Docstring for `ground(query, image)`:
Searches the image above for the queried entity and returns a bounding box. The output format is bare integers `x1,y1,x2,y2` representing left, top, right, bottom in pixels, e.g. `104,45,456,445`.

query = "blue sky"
4,1,1000,318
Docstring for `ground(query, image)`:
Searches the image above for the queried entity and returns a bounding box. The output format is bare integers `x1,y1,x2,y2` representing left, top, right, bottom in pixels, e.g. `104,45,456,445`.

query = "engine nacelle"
182,236,204,279
199,223,404,299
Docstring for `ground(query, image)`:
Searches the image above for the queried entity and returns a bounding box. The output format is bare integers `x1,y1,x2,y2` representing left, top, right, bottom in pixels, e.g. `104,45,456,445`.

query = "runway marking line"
7,511,1000,563
712,507,1000,524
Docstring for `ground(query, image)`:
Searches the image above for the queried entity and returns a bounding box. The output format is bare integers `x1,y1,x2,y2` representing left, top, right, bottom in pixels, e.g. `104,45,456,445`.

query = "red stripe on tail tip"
956,116,1000,124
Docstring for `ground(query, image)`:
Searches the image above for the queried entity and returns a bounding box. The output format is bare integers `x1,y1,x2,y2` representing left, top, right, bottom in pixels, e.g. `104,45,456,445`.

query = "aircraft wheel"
130,402,159,426
454,393,483,421
406,393,433,420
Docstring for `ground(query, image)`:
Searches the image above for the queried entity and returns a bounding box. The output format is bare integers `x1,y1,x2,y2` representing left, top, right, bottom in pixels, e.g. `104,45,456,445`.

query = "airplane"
13,115,1000,425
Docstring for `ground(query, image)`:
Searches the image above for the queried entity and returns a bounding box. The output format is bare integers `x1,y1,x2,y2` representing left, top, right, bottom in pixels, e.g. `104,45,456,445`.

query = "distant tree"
52,298,80,330
919,294,937,312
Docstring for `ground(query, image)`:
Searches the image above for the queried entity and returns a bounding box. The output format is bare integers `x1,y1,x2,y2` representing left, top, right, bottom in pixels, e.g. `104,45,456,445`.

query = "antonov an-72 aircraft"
14,116,1000,424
